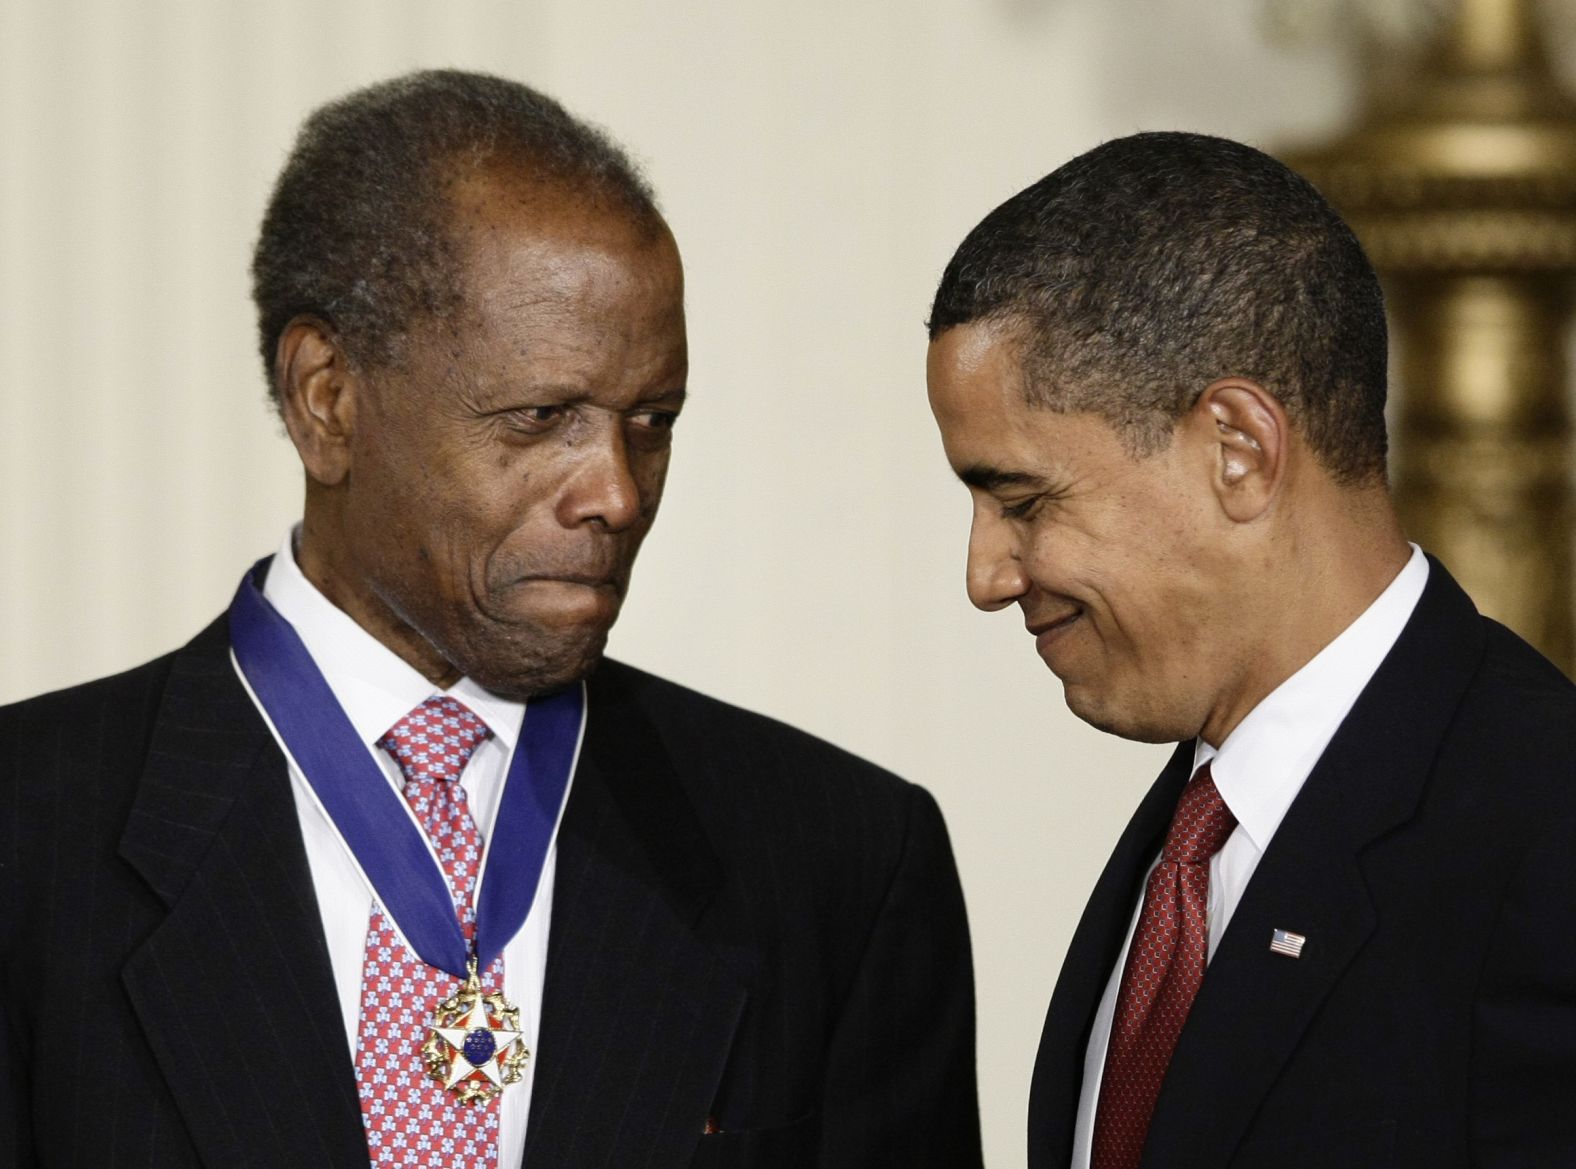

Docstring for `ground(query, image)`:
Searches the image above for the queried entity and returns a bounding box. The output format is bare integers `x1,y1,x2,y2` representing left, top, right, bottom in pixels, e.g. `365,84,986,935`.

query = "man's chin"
1063,683,1189,745
458,628,610,702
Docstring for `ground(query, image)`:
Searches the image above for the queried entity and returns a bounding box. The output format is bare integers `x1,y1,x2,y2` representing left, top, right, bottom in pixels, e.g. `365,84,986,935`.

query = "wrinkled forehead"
447,157,670,250
441,169,682,320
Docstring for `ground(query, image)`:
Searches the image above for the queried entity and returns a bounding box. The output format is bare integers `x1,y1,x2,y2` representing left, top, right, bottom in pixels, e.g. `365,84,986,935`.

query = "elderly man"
2,71,981,1169
927,132,1576,1168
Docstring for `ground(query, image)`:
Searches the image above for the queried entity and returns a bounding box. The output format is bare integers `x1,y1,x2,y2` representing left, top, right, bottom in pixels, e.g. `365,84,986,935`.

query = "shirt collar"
1192,544,1429,852
262,527,524,751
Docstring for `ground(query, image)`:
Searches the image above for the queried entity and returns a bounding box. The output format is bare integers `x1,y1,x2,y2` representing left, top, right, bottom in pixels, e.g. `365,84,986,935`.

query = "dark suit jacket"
1,616,981,1169
1029,558,1576,1169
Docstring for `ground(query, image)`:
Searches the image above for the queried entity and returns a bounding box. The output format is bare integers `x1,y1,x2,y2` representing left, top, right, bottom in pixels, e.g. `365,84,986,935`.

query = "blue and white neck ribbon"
228,558,583,977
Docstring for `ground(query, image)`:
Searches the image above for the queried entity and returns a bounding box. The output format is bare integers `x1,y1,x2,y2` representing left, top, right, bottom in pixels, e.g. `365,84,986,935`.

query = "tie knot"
1162,764,1237,866
378,695,493,787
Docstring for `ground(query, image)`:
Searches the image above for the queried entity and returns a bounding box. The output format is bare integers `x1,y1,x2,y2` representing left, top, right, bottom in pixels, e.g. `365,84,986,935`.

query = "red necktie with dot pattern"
354,696,504,1168
1091,763,1237,1169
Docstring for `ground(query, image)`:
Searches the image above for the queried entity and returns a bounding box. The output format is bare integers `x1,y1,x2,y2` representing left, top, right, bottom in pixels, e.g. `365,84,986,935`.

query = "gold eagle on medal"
421,958,529,1104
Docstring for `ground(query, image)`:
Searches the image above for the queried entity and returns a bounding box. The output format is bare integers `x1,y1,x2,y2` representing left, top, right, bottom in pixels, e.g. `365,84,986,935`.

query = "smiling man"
1,71,981,1169
927,132,1576,1168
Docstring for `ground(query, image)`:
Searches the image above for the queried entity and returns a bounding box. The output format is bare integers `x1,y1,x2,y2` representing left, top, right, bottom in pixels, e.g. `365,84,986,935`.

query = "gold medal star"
433,993,523,1089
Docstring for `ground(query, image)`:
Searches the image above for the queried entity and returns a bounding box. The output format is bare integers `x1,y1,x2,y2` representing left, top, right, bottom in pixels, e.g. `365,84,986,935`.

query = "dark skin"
927,318,1411,747
276,169,688,699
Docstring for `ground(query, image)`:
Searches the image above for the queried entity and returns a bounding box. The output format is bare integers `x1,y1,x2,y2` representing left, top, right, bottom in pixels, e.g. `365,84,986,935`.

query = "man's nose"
558,427,643,532
965,513,1029,612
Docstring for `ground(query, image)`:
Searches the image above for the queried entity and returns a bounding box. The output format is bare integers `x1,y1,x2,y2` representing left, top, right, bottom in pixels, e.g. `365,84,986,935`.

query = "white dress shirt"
234,528,568,1169
1070,545,1429,1168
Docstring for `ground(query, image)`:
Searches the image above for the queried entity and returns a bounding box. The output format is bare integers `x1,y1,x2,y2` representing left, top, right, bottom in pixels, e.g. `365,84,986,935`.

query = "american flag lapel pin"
1270,928,1307,958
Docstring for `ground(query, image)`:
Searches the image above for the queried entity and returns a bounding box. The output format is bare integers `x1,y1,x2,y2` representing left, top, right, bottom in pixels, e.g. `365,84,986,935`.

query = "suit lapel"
1029,742,1195,1169
523,665,745,1169
118,618,367,1169
1141,560,1487,1167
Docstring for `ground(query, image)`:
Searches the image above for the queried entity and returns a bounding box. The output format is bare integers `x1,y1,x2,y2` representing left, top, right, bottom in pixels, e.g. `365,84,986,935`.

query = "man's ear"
1187,378,1287,523
276,316,358,487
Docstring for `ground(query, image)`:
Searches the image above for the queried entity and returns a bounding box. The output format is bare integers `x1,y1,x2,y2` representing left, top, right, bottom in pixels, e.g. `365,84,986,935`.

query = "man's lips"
1028,608,1083,653
522,573,620,588
495,573,626,627
509,568,625,593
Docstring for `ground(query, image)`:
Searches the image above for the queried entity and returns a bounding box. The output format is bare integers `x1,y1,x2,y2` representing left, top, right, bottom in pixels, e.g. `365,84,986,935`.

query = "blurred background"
5,1,1567,1164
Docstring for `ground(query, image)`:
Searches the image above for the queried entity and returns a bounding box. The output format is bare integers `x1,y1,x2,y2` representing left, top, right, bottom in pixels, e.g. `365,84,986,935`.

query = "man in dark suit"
1,71,981,1168
925,131,1576,1167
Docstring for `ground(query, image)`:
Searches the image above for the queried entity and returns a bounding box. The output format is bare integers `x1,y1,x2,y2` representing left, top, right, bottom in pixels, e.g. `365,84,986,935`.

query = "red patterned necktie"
355,696,503,1168
1091,763,1237,1169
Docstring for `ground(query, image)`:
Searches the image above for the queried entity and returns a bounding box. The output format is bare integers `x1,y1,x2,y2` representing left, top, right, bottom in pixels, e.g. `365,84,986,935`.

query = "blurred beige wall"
0,2,1350,1163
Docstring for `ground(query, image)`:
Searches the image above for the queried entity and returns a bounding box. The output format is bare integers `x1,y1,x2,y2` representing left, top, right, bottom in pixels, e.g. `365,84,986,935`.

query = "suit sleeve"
1471,810,1576,1165
1,707,37,1169
0,1010,30,1169
816,785,983,1169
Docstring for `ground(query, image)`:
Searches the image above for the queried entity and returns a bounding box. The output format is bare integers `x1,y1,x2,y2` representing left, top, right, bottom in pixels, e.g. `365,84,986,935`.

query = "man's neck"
294,514,462,689
1199,488,1412,747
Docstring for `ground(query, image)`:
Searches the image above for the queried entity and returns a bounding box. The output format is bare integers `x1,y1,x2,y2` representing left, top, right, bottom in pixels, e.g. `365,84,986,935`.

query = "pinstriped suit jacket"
1,616,982,1169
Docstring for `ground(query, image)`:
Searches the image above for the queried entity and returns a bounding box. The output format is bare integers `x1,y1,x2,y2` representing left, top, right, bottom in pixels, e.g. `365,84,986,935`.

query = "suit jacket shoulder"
1,627,184,796
584,657,954,1007
2,621,208,946
590,657,930,866
592,659,916,785
1459,617,1576,782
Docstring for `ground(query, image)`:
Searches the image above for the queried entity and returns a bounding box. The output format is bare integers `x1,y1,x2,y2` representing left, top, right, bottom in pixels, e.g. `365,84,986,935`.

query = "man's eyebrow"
957,465,1047,492
638,386,688,405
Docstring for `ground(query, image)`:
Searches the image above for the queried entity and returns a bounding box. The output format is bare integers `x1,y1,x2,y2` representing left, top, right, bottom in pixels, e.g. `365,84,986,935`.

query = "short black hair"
251,69,659,406
928,131,1389,483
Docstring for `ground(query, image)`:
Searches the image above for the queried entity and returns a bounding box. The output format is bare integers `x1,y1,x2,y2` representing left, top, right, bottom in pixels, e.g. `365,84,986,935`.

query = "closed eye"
999,495,1043,520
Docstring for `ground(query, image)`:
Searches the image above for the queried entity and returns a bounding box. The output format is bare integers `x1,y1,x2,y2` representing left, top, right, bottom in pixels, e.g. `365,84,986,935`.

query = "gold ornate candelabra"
1283,0,1576,669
